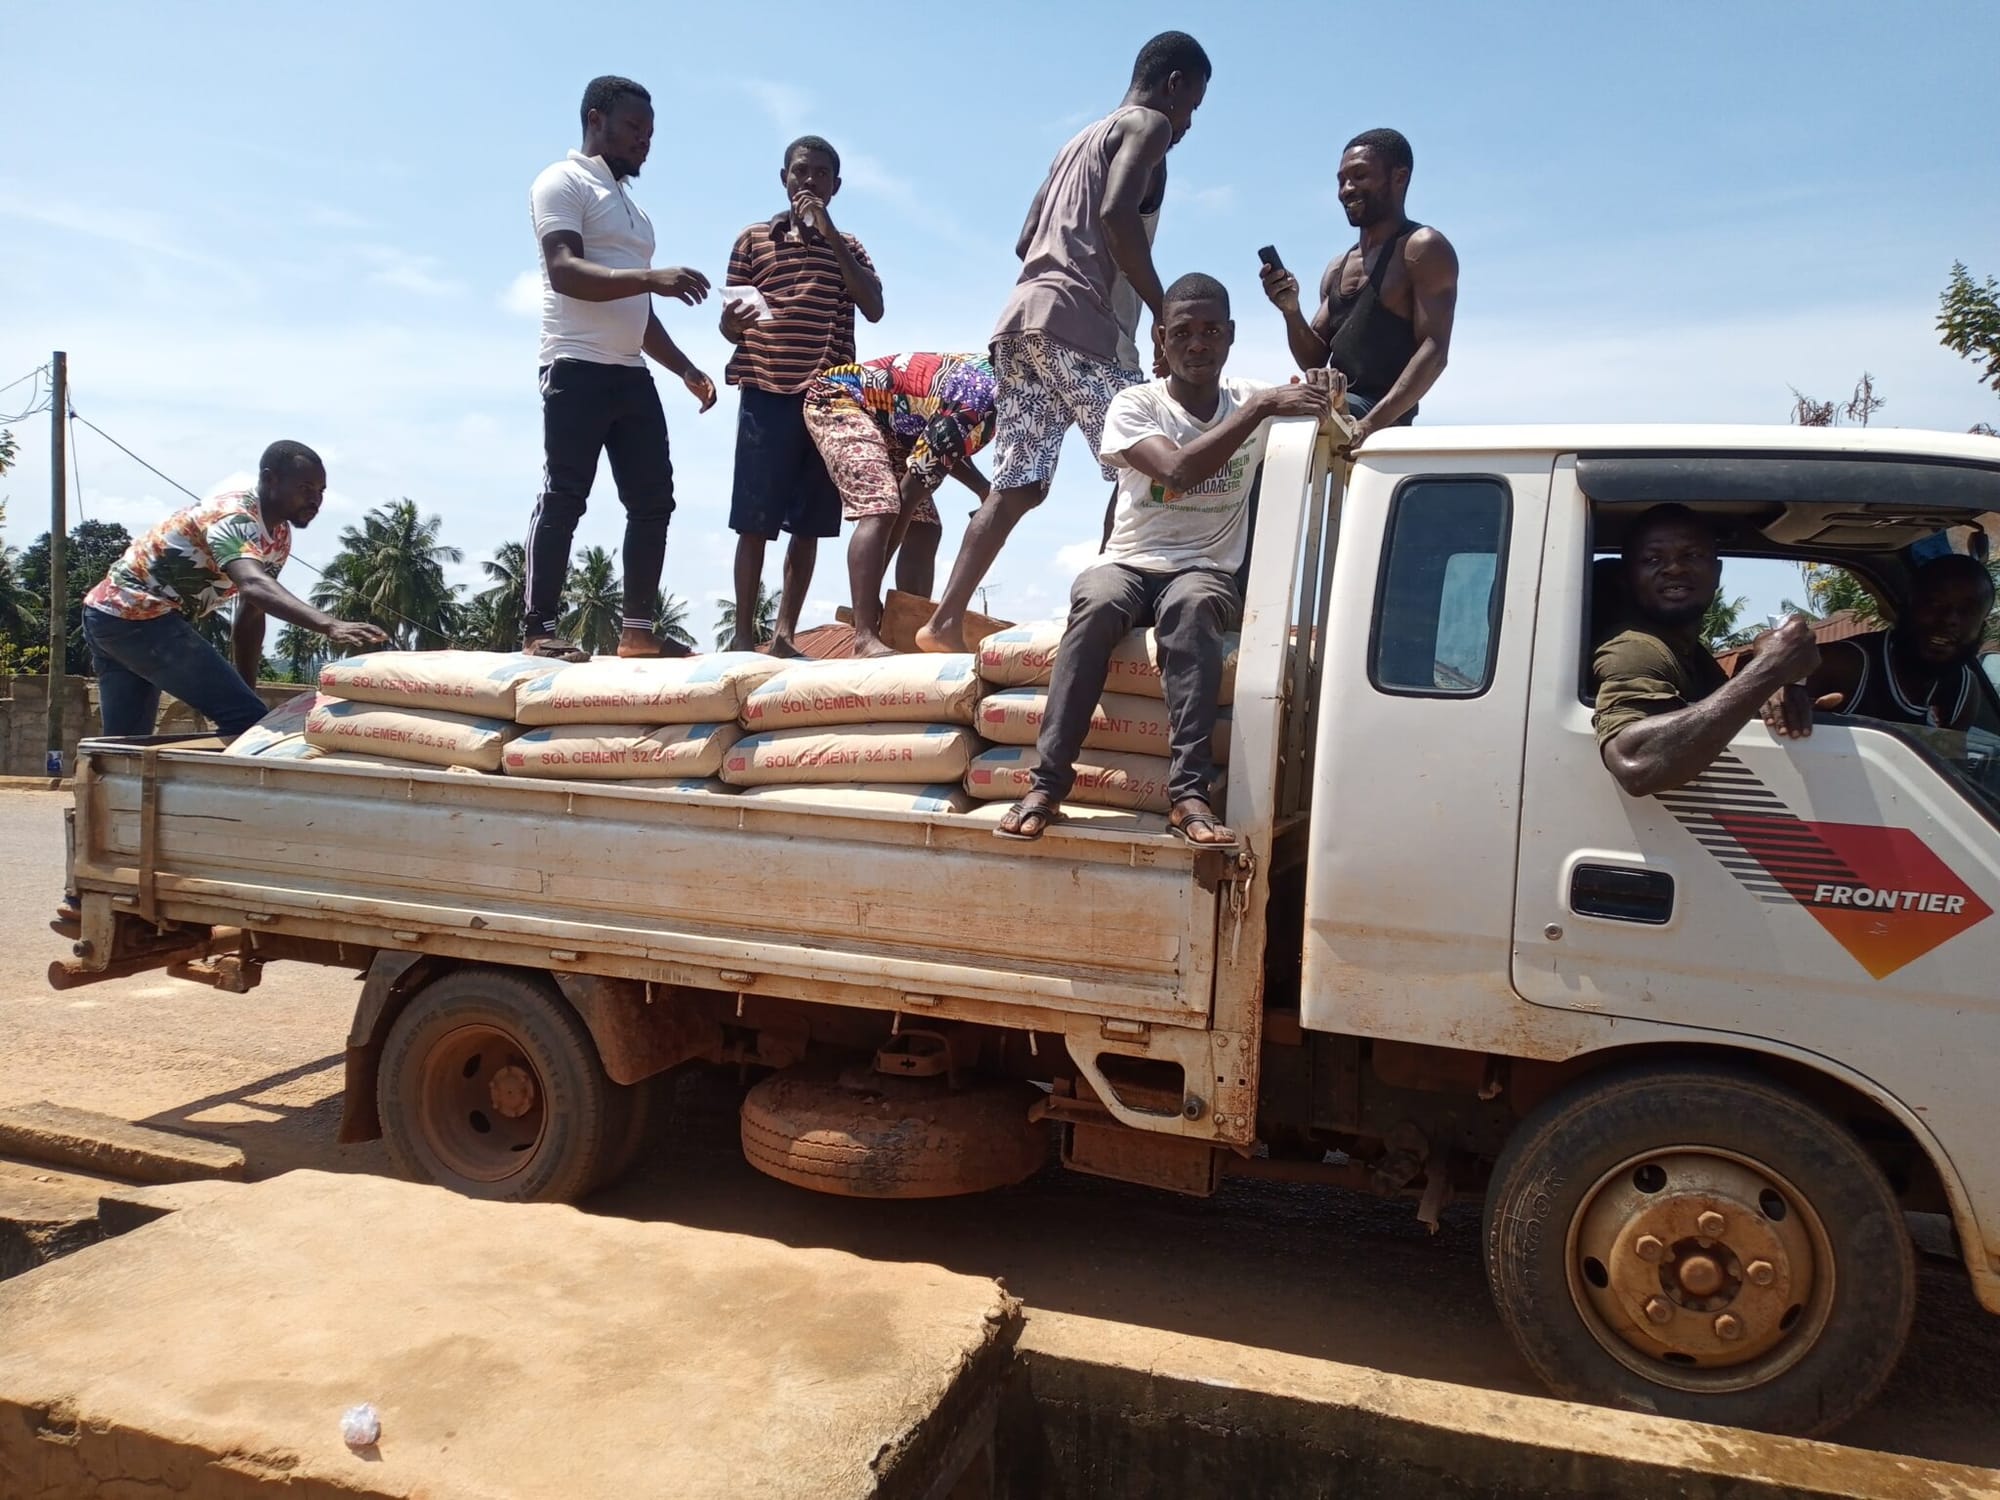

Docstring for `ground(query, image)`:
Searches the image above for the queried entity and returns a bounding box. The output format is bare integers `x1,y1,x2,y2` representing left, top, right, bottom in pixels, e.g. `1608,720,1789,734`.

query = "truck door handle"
1569,863,1675,925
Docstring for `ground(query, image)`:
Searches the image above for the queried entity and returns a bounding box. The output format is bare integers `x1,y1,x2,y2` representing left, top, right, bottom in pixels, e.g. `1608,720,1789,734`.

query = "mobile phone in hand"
1257,245,1284,272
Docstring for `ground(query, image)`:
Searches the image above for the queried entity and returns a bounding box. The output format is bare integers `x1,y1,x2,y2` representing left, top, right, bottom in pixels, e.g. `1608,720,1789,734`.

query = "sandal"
994,796,1061,843
1168,801,1239,848
524,636,591,663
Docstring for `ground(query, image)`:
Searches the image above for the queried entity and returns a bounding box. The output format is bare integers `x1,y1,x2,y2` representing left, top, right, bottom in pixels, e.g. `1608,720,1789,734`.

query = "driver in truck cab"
1592,503,1822,797
1757,552,1996,738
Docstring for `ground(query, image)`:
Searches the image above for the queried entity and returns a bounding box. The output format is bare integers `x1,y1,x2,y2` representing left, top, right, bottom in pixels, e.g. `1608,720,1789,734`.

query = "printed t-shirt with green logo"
1095,378,1272,575
84,490,292,622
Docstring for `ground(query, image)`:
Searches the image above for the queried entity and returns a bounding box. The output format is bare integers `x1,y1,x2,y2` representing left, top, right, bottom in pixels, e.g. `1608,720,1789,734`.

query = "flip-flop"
525,637,591,663
1168,806,1239,848
617,636,695,659
993,799,1061,842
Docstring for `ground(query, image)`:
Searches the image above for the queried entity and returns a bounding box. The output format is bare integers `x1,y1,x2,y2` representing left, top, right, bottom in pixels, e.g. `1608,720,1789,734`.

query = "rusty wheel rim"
416,1023,547,1184
1565,1147,1834,1394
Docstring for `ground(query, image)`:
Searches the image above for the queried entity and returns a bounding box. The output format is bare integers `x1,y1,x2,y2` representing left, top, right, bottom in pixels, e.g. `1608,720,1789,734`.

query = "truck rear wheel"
741,1067,1049,1199
378,967,623,1204
1483,1064,1914,1437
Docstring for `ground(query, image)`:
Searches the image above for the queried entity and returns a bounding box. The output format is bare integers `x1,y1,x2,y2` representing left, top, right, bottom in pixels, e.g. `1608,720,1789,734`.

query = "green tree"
655,593,696,650
477,540,527,650
561,546,623,656
274,623,328,683
1700,593,1762,653
1792,564,1886,627
450,592,504,651
18,519,133,675
1939,262,2000,407
311,498,462,650
715,583,777,650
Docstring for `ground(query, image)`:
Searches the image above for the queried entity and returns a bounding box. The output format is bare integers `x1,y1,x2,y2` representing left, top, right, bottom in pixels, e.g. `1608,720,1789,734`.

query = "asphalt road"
1,787,1994,1468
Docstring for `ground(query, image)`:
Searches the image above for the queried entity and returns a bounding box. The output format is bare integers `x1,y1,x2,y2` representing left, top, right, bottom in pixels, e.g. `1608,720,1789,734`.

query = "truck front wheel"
1483,1064,1914,1437
378,967,623,1204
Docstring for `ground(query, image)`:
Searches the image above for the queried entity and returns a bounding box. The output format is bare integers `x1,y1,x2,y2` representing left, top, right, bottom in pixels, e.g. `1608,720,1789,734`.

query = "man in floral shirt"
83,440,387,737
803,351,995,657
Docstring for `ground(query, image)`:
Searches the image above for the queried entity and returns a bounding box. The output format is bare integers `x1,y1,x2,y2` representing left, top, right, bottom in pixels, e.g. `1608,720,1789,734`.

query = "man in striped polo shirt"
720,135,882,656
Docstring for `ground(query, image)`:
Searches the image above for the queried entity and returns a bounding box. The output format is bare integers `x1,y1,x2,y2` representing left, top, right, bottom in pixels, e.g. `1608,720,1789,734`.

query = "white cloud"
356,245,463,298
1053,539,1101,576
501,270,542,318
737,78,811,136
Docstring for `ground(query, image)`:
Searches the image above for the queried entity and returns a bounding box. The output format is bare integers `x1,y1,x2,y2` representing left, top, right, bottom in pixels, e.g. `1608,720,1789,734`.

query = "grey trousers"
1029,562,1241,807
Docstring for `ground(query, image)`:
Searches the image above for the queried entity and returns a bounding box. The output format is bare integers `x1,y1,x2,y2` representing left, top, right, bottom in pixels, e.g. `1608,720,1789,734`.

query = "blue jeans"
83,606,270,739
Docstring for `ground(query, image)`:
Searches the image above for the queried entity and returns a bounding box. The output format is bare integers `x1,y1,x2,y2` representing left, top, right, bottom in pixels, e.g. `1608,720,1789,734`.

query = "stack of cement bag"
966,622,1239,815
723,655,985,813
301,652,549,771
503,653,778,784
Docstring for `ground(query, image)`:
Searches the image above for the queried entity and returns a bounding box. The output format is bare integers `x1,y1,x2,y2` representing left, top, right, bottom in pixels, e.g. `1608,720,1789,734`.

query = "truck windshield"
1841,680,2000,823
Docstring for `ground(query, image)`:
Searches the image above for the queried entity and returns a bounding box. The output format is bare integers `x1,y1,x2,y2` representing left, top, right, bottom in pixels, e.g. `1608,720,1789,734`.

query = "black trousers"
524,358,675,639
1030,563,1241,807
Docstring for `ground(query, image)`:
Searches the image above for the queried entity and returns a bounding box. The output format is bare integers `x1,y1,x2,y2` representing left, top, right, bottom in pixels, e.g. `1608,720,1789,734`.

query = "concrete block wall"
0,675,308,776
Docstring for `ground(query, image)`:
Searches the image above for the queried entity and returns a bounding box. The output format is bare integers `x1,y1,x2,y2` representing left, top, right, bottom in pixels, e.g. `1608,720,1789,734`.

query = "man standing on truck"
81,441,389,738
994,274,1334,844
522,75,718,662
916,32,1211,654
1256,129,1459,440
1594,504,1822,796
1759,553,1996,737
802,352,997,657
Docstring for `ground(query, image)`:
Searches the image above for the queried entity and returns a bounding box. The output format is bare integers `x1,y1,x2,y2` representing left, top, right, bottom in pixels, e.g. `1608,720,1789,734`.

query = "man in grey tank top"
917,31,1209,653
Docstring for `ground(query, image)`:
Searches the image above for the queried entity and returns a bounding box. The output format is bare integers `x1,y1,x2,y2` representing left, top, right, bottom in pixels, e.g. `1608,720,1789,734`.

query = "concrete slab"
0,1099,245,1183
0,1169,1019,1500
95,1176,245,1238
1003,1309,2000,1500
0,1160,111,1281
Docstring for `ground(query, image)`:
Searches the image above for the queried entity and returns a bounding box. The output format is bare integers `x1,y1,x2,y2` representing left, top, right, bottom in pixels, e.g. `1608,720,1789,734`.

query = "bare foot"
725,634,760,654
853,631,897,658
766,635,806,659
914,615,965,653
616,627,692,659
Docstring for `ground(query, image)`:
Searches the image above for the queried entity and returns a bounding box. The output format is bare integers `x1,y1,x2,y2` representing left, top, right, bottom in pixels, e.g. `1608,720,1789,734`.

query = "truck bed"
69,746,1224,1028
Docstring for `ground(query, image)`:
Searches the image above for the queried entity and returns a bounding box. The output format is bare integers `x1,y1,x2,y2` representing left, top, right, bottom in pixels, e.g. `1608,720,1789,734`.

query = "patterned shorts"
989,332,1145,490
802,383,942,527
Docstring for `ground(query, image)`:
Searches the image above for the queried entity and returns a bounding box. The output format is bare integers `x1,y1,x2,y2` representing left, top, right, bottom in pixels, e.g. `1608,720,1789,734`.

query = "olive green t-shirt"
1592,623,1731,745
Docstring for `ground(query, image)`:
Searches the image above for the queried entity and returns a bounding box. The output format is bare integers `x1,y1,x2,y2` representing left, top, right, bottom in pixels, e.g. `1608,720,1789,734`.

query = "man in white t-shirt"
997,273,1335,845
523,75,716,660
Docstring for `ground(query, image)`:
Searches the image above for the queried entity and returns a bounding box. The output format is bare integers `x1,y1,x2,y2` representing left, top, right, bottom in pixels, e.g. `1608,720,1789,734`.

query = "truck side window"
1369,477,1510,696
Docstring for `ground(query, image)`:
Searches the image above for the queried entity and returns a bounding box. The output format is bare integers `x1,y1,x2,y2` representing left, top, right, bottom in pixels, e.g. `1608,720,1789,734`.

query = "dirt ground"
2,786,1994,1467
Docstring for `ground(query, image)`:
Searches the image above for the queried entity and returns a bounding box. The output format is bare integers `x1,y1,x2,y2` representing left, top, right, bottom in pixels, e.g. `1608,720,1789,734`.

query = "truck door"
1509,459,2000,1254
1298,454,1551,1034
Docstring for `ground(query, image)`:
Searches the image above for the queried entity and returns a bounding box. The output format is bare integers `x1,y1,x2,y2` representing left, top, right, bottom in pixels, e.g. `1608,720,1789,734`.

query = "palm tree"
0,540,41,646
311,499,463,649
1700,593,1761,654
715,583,778,650
478,541,527,650
275,623,328,684
561,546,623,656
655,593,696,650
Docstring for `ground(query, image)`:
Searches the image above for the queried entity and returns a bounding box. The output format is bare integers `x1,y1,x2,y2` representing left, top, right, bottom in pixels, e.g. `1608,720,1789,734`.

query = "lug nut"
1644,1297,1673,1326
1696,1210,1726,1239
1714,1313,1744,1341
1745,1259,1775,1287
1634,1234,1665,1263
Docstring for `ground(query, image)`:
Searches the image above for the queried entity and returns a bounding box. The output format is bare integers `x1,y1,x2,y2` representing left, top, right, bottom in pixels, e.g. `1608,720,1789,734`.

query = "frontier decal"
1655,753,1992,980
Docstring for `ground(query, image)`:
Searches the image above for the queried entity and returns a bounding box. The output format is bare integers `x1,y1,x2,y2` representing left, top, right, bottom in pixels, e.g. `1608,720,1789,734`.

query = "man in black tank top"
1761,554,1995,737
1258,128,1459,444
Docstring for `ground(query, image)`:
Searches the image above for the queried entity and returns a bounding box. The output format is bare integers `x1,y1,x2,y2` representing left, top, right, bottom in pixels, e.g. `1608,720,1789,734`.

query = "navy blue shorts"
728,386,842,540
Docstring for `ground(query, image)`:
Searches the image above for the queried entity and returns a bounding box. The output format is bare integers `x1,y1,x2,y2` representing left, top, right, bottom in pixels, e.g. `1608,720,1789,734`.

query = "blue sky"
4,0,1997,635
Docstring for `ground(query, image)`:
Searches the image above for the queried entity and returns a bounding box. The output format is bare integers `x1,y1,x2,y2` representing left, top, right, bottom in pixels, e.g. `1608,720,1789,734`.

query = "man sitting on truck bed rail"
1758,552,1996,738
81,441,389,739
1593,504,1821,797
995,273,1334,845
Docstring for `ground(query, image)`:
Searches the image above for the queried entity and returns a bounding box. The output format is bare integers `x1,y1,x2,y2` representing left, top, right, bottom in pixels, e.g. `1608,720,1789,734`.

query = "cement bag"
514,653,783,727
305,699,515,771
224,731,324,762
977,623,1238,705
961,801,1170,838
224,692,317,755
976,689,1231,765
501,721,742,780
720,723,980,786
740,654,981,729
735,782,973,815
961,745,1174,814
319,651,548,718
313,752,488,777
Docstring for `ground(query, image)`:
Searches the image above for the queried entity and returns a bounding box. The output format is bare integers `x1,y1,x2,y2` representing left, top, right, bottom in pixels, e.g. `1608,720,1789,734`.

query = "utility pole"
45,351,67,776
